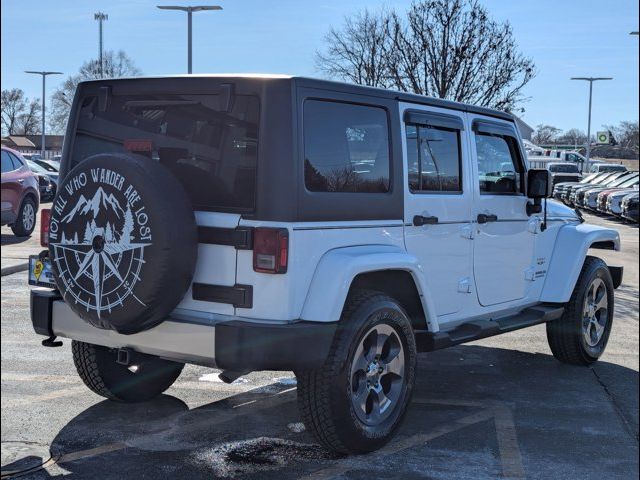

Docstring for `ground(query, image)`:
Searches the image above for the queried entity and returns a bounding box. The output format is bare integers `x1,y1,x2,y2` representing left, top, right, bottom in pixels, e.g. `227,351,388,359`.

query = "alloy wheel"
350,323,406,426
582,277,609,347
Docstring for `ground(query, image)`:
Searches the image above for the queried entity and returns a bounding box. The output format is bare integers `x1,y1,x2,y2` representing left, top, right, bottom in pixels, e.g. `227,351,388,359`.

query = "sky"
1,0,638,133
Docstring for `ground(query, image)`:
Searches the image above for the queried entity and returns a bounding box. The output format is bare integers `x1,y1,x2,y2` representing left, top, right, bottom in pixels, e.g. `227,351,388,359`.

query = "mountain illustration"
61,187,124,224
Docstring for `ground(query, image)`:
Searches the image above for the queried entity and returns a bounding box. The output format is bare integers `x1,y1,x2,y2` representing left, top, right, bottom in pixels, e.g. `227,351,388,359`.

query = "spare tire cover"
49,153,198,334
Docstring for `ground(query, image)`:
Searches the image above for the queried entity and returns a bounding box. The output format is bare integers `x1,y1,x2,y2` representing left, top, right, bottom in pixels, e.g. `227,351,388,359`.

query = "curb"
1,262,29,277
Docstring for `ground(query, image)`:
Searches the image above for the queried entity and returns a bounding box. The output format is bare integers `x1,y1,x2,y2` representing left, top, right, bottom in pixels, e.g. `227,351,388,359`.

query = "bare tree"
603,121,639,154
1,88,27,136
532,124,562,145
50,50,142,134
556,128,587,147
316,9,394,89
16,99,42,135
316,0,535,111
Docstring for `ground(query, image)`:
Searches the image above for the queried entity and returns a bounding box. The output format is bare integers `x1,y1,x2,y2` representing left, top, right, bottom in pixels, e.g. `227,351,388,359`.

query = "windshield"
600,165,627,172
618,176,639,188
35,160,58,172
608,174,636,187
72,92,260,212
549,164,579,173
27,160,48,174
580,173,599,183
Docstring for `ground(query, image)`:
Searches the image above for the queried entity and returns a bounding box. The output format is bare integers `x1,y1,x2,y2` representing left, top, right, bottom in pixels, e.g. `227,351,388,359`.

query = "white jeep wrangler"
29,75,623,454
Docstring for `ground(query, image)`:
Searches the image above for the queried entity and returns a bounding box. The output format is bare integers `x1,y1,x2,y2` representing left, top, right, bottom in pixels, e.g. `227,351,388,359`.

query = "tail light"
253,228,288,274
40,209,51,247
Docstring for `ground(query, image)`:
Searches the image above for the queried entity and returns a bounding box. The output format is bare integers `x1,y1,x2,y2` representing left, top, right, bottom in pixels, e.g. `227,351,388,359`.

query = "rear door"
401,104,474,318
1,150,22,217
69,87,260,316
469,116,536,307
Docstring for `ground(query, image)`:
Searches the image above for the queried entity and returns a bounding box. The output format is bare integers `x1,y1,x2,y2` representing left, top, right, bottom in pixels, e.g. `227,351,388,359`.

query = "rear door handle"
17,178,24,183
477,213,498,224
413,215,439,226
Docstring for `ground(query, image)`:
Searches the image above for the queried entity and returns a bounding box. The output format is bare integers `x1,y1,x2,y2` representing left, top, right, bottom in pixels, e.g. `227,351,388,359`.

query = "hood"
547,199,581,220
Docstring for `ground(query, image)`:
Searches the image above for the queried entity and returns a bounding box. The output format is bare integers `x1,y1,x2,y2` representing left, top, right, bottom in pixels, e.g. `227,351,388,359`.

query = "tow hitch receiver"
116,348,132,366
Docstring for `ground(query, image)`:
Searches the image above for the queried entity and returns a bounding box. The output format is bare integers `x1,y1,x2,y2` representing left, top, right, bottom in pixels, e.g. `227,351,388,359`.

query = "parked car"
589,163,628,174
574,172,638,209
621,192,639,223
586,174,639,212
566,171,630,206
33,158,60,173
553,172,602,202
28,75,623,454
604,187,640,216
547,162,582,186
26,160,57,201
1,146,40,236
22,153,42,161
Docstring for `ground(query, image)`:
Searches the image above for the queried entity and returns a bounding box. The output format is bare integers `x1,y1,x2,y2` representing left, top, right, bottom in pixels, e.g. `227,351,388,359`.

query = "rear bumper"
30,289,337,371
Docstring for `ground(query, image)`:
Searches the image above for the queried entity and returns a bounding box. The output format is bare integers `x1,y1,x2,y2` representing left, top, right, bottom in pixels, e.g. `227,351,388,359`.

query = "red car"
1,146,40,236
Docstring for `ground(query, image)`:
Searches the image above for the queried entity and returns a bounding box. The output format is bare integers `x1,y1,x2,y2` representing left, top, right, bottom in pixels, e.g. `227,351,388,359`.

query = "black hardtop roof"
78,74,515,122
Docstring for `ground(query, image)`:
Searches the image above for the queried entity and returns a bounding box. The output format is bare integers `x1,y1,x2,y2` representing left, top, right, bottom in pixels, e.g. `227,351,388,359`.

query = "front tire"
546,256,614,366
72,341,184,402
297,290,417,454
11,197,36,237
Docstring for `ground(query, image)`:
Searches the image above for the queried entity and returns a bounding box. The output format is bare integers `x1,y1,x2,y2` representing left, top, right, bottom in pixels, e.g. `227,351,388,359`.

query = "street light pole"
94,13,109,78
570,77,613,164
157,5,222,74
24,71,63,159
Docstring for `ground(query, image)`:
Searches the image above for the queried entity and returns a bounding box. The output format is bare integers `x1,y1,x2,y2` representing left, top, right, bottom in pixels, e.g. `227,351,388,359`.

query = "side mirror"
527,169,552,199
526,169,552,216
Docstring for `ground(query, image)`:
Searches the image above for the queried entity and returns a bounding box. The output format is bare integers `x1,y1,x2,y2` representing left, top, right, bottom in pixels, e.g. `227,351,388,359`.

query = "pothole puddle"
192,437,336,477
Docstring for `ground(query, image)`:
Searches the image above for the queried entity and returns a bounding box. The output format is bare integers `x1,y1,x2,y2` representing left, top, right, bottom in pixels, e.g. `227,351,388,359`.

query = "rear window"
599,165,627,172
71,93,259,211
549,164,579,173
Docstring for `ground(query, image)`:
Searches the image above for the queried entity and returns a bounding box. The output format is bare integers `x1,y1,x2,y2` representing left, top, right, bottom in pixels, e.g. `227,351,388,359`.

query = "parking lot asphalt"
1,202,50,275
1,211,638,479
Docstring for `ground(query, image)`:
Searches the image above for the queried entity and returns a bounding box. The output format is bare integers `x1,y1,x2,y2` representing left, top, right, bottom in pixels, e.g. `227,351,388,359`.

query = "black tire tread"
546,256,613,366
72,340,183,402
72,340,119,400
297,289,411,454
11,196,36,237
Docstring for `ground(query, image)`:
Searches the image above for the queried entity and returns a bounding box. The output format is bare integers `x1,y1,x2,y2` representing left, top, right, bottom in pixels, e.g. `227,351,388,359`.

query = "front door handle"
477,213,498,224
413,215,439,226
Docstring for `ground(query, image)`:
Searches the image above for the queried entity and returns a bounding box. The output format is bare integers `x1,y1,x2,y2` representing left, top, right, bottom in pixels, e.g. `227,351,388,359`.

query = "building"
513,115,534,141
1,135,36,150
0,135,63,158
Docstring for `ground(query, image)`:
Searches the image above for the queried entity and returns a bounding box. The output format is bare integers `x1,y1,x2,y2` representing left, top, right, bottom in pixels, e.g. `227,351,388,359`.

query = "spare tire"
49,153,197,334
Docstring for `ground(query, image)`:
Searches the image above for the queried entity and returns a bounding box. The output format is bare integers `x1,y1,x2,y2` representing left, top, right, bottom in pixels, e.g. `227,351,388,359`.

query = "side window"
406,124,462,192
304,100,390,193
9,153,24,169
1,151,16,173
475,133,523,194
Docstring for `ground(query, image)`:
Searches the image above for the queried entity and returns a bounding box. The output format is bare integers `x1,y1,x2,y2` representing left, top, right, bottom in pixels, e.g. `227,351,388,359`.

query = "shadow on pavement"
6,345,639,480
0,233,32,246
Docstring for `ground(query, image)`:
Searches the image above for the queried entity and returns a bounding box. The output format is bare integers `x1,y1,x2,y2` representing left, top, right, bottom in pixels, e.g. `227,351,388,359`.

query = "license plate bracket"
28,255,56,289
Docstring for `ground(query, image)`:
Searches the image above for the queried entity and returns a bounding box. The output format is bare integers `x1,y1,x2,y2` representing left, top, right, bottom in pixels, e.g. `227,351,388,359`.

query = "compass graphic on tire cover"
50,170,152,317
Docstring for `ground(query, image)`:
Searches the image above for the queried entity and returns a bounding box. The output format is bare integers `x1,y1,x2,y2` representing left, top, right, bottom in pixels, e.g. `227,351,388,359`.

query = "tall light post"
570,77,613,163
94,12,109,78
24,71,63,159
157,5,222,74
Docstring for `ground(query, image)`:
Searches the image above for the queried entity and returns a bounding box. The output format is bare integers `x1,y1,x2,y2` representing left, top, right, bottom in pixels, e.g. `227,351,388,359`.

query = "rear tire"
546,256,614,366
297,290,417,454
72,340,184,402
11,197,37,237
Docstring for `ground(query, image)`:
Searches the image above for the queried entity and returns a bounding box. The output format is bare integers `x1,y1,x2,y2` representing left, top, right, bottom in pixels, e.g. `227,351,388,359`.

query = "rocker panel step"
415,304,564,352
